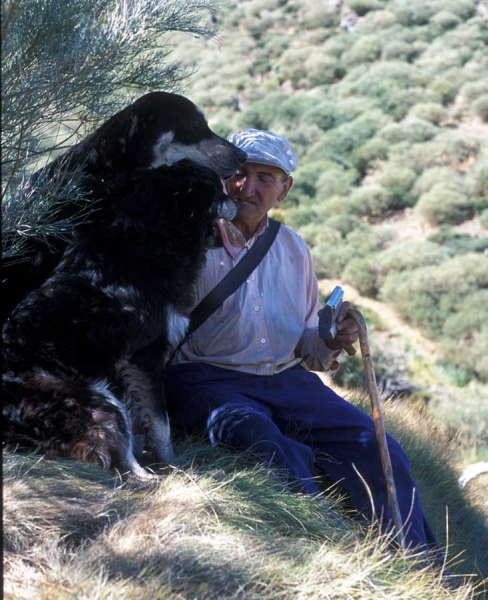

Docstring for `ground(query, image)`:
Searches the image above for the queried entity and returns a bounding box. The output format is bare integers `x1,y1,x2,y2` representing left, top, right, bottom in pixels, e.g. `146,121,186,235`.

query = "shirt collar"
217,217,269,260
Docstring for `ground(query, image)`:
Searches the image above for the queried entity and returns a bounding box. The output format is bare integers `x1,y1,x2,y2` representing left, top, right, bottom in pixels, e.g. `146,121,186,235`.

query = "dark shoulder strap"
166,218,281,366
188,217,281,336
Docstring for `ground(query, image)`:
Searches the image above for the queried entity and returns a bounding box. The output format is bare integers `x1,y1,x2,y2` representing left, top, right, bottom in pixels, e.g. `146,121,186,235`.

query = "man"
164,128,441,558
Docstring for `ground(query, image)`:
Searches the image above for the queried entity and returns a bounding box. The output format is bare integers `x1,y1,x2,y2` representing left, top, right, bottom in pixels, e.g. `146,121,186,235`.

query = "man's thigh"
164,363,271,433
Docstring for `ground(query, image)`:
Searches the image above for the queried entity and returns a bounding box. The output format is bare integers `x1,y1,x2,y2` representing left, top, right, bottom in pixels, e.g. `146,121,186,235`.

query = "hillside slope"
171,0,488,388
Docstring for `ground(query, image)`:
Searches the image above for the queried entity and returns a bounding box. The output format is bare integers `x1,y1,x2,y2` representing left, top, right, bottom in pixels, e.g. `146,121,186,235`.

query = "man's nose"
238,175,254,198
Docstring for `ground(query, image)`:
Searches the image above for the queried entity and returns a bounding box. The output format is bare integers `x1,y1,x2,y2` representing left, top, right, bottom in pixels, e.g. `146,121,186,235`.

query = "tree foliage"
2,0,217,263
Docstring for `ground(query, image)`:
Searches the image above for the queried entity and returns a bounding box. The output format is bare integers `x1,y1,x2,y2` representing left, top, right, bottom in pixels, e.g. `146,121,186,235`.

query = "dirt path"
318,278,440,360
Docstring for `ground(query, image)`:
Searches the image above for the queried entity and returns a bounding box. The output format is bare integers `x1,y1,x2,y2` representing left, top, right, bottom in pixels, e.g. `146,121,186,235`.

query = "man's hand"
324,301,359,353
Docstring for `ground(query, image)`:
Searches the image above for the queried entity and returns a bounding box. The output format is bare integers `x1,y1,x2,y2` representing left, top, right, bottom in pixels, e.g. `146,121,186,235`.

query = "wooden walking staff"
347,308,407,549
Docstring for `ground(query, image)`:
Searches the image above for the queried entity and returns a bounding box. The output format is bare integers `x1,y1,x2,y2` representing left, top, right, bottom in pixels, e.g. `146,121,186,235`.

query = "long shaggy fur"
2,91,246,324
2,93,246,478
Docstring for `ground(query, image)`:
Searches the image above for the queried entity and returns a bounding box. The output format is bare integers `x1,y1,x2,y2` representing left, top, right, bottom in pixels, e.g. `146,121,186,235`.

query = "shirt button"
266,363,271,369
254,305,260,311
260,338,266,344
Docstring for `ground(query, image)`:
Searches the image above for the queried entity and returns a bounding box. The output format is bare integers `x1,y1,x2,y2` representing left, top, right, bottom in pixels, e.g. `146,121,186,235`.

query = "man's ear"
278,176,293,202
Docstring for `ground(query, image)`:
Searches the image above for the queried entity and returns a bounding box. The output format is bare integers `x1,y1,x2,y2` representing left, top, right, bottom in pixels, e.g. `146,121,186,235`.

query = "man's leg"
164,363,321,494
268,367,440,554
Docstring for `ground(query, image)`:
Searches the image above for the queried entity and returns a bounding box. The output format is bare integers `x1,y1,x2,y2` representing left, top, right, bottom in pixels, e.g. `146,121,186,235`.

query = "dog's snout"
218,198,238,221
235,147,247,165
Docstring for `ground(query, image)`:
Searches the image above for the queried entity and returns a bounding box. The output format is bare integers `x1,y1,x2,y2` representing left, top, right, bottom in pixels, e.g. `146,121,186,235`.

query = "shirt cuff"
313,337,343,371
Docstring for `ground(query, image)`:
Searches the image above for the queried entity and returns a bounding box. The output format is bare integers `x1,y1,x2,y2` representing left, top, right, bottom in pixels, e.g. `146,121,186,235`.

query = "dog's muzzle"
218,198,238,221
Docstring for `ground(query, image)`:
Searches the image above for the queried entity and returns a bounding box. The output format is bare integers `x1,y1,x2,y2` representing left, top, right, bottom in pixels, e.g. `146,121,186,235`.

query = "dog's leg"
116,359,175,465
89,380,159,479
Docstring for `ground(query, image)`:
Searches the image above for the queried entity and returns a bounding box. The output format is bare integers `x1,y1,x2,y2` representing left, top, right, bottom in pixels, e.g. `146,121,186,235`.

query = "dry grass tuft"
3,421,487,599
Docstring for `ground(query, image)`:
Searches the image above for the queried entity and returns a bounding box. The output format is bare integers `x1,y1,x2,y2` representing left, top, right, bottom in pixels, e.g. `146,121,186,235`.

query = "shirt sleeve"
294,244,342,372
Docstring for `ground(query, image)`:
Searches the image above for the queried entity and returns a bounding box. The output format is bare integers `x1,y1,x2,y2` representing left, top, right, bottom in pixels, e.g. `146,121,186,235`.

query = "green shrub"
321,213,361,236
341,36,382,66
407,102,448,124
389,131,480,172
427,77,459,105
379,118,438,144
480,209,488,229
321,34,352,59
235,92,288,130
442,290,488,382
311,242,355,278
352,137,390,172
297,222,342,248
440,0,477,19
473,95,488,122
384,87,440,120
298,1,339,29
334,96,380,124
428,226,488,255
378,166,417,209
429,11,461,35
347,185,391,218
381,41,416,62
346,0,383,16
379,253,488,337
275,47,341,88
415,186,474,225
284,206,322,230
392,0,437,26
284,124,324,158
308,110,389,165
301,100,340,131
274,94,319,125
412,166,461,197
417,44,463,72
376,240,448,283
285,160,339,206
346,223,395,254
459,80,488,104
339,61,429,101
343,257,379,297
314,194,360,219
274,47,311,88
315,167,359,198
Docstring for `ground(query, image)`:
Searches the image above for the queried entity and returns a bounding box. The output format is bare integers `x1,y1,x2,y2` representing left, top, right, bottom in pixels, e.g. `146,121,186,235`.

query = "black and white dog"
2,93,246,478
2,91,246,323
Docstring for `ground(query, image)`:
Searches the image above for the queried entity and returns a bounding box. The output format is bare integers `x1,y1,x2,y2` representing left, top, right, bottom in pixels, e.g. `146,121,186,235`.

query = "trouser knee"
206,404,274,452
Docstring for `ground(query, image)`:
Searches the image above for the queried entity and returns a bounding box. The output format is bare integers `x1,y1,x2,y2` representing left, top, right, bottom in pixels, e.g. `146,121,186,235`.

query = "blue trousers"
165,362,440,554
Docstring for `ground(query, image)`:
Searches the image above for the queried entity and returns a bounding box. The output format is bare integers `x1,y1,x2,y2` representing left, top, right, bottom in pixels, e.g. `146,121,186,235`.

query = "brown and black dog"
2,93,246,478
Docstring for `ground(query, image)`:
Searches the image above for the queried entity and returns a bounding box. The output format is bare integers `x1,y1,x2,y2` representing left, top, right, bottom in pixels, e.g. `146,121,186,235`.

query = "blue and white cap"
227,128,298,176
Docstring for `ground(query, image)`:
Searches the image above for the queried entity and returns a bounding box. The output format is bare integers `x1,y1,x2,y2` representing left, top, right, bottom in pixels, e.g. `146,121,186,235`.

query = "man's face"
224,163,293,237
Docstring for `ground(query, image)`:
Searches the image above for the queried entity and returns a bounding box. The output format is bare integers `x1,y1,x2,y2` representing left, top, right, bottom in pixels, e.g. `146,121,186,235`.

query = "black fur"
3,159,237,477
2,91,246,324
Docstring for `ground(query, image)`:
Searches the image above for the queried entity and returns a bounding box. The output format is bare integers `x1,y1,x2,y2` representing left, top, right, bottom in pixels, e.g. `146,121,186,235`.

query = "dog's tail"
2,370,153,479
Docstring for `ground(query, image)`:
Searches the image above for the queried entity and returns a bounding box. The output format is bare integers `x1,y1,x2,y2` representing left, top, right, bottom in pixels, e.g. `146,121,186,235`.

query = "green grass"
4,393,487,599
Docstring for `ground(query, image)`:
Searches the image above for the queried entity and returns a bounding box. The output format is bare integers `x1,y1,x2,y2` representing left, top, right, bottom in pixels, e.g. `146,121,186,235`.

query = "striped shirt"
174,217,339,375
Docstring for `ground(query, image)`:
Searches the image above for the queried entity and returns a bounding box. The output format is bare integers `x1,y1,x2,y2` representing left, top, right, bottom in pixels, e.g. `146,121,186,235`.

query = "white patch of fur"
150,131,176,168
128,114,138,139
89,378,153,479
90,379,122,405
32,368,63,384
115,359,174,464
166,306,189,347
3,373,25,384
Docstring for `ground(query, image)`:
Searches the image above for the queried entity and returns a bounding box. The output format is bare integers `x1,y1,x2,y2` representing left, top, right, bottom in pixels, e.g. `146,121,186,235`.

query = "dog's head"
121,159,238,225
70,92,247,179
